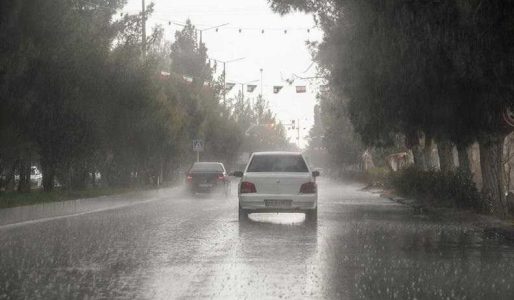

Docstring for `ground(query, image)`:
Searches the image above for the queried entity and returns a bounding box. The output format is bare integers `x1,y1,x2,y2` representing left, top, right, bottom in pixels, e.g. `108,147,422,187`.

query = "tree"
170,19,212,83
269,0,514,217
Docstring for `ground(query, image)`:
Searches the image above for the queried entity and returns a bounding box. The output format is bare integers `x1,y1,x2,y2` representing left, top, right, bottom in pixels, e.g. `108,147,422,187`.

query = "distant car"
234,151,319,222
186,162,230,196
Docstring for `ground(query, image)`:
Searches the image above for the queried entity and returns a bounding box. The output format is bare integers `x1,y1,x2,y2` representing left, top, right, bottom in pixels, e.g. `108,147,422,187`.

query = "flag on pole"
247,84,257,93
273,86,283,94
225,82,235,91
296,85,307,93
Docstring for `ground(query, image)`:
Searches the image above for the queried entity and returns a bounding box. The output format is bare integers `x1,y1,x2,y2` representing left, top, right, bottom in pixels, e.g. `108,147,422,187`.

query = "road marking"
0,188,180,231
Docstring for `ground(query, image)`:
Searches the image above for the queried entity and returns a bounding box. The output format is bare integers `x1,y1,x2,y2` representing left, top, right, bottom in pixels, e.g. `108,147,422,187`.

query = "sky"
123,0,324,148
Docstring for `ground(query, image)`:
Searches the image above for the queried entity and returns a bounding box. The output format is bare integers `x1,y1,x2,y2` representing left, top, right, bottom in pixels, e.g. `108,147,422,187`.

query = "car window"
190,163,224,172
247,155,309,172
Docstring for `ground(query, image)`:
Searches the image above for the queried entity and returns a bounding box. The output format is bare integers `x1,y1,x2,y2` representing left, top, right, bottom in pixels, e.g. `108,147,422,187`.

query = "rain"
1,1,514,299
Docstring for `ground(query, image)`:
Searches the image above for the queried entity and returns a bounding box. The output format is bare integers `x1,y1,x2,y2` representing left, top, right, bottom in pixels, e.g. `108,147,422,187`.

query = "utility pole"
223,62,226,104
297,119,301,147
260,68,263,97
142,0,146,58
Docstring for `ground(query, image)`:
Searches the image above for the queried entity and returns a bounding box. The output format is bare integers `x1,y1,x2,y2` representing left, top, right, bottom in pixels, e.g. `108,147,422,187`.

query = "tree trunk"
17,158,31,192
479,135,509,217
457,144,471,174
424,137,436,170
412,144,427,171
41,158,55,192
438,140,455,173
70,162,88,190
5,162,17,192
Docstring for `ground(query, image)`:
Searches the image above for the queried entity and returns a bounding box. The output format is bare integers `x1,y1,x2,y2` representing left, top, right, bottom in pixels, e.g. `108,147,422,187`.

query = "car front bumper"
239,193,317,212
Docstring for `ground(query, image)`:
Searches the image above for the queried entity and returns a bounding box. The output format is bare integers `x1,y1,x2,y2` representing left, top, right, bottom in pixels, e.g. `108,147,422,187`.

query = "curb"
379,193,514,242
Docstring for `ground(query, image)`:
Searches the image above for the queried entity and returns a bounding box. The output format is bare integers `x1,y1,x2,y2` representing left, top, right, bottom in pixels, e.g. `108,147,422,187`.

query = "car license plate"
199,183,213,188
265,199,292,208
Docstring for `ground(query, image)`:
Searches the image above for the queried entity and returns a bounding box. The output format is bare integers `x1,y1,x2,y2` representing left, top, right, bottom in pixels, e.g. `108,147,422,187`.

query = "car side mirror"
312,170,320,177
231,171,243,178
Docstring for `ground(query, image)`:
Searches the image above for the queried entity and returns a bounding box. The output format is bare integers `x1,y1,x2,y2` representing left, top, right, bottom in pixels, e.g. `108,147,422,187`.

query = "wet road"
1,179,513,299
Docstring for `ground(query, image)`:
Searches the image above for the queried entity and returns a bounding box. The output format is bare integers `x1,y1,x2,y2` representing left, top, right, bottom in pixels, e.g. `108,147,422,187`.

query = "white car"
233,151,319,222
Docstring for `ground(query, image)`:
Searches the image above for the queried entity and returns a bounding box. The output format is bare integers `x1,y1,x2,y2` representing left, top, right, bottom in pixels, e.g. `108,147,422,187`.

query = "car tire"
305,208,317,223
238,207,248,221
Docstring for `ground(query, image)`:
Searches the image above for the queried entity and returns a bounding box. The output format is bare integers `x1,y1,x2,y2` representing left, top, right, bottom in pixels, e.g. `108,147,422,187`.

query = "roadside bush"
365,167,390,187
389,167,482,210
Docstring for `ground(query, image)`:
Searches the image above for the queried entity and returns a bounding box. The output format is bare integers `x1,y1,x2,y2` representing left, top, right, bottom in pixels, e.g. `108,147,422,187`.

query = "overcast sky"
123,0,323,147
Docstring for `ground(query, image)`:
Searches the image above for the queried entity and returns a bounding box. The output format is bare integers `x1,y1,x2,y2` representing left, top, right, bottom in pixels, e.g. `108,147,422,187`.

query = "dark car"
185,162,230,196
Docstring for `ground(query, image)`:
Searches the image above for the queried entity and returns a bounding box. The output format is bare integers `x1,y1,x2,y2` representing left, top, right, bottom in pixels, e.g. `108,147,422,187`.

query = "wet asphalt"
0,179,513,299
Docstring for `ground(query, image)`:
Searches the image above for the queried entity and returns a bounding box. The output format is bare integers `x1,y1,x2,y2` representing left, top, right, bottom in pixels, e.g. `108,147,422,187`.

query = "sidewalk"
379,190,514,241
0,186,180,228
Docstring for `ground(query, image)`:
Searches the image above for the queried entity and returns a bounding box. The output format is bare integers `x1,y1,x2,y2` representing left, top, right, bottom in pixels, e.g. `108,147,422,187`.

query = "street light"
198,23,229,47
231,79,259,100
210,57,246,104
260,68,263,97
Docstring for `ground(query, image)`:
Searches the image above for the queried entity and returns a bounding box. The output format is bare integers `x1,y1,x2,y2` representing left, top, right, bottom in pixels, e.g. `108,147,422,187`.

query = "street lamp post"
198,23,229,47
210,57,245,104
232,79,259,100
259,68,263,97
141,0,146,58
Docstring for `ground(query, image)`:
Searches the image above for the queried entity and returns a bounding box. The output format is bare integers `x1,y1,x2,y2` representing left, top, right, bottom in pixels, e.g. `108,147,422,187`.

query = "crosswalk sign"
193,139,204,152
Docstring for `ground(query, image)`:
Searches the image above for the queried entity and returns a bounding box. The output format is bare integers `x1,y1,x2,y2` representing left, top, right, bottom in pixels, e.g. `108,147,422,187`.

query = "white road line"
0,188,180,230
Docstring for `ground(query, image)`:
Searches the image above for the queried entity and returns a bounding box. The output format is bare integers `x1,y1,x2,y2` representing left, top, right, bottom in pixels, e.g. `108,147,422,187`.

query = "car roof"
252,151,303,156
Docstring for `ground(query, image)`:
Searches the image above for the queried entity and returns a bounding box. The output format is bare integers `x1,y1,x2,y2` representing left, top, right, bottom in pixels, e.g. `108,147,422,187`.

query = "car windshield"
190,163,224,172
247,154,308,172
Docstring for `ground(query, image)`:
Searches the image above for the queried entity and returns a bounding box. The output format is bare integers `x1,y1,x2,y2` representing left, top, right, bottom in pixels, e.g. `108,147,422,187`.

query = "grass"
0,187,140,209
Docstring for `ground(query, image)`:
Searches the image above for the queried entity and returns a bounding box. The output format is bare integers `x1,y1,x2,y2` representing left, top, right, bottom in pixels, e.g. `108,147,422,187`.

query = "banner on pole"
296,85,306,93
225,82,235,91
247,84,257,92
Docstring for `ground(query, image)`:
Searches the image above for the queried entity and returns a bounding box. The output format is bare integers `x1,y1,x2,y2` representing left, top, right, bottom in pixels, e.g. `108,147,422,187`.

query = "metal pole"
142,0,146,58
260,68,263,97
223,62,226,104
297,119,301,147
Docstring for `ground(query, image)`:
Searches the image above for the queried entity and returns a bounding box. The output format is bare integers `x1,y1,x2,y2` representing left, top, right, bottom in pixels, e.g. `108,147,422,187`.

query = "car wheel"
305,208,317,223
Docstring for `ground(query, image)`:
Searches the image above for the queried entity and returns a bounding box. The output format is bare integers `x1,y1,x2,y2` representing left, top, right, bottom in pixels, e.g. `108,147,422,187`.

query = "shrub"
365,167,390,187
389,167,481,210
